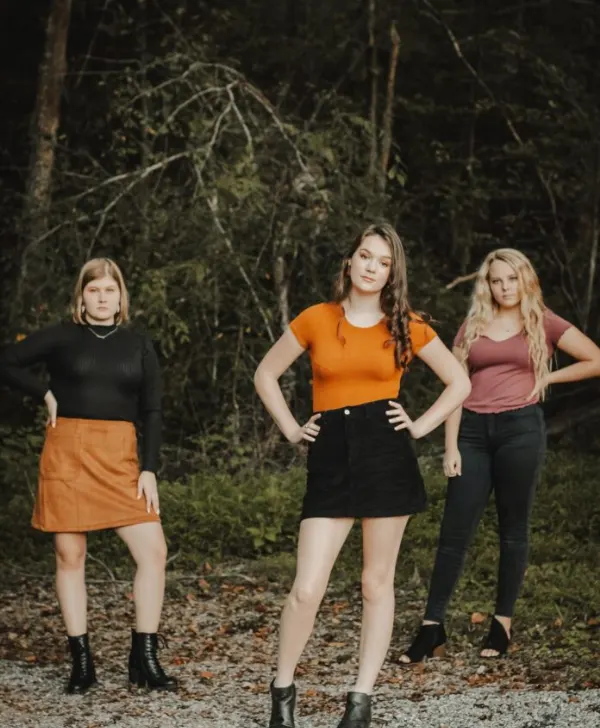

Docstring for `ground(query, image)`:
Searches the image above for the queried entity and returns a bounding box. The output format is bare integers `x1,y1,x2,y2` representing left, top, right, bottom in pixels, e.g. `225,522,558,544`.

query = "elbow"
253,368,261,392
456,373,472,402
254,364,272,393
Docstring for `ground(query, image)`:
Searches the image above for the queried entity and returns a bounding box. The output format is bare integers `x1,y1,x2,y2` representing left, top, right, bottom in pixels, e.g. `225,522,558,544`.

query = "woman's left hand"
386,401,424,439
137,471,160,515
528,374,550,401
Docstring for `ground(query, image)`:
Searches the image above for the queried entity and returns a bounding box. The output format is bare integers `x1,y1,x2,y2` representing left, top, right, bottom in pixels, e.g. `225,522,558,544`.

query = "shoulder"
542,308,573,342
289,302,338,348
121,324,157,349
26,321,77,343
296,302,338,319
407,311,437,353
290,301,339,328
453,319,468,347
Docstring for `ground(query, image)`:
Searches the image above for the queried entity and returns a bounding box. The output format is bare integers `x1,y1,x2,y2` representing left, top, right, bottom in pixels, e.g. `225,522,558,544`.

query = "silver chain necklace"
86,325,120,340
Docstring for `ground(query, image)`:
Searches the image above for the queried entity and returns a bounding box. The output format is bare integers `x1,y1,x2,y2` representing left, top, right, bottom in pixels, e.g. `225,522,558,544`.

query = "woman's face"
348,234,393,294
82,275,121,324
488,259,521,309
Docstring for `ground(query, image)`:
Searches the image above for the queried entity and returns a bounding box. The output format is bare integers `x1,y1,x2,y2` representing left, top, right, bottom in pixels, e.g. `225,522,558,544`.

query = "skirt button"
344,409,350,415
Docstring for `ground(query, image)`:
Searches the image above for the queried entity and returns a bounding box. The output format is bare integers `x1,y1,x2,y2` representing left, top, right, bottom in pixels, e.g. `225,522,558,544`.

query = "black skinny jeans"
424,405,546,622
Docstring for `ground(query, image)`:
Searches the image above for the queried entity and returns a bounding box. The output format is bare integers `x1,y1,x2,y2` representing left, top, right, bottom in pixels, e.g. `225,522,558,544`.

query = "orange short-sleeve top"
289,302,437,412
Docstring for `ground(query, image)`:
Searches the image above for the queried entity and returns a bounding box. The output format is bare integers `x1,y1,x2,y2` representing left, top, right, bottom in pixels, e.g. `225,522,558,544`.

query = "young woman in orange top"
254,223,472,728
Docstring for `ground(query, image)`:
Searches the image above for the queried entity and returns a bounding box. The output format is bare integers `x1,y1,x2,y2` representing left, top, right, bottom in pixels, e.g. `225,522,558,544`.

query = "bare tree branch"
445,271,478,289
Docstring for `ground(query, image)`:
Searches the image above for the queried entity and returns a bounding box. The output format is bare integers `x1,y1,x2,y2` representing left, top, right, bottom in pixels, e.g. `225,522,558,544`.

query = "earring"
81,304,85,313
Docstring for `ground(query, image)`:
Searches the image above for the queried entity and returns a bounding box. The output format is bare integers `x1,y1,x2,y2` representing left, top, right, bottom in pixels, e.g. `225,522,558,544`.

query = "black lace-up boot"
128,629,177,691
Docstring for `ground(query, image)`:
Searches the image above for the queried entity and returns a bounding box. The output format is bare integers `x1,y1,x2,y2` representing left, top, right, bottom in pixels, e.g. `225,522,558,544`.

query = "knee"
289,581,325,611
361,569,393,603
136,538,168,570
500,531,528,549
55,544,86,571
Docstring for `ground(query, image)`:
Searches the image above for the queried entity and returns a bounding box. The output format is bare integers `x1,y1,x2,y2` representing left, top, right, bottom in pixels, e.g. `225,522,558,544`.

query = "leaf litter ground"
0,562,599,727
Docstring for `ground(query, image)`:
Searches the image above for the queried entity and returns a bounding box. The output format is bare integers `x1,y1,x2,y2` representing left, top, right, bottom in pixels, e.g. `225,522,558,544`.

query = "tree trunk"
378,22,400,192
367,0,379,180
23,0,72,244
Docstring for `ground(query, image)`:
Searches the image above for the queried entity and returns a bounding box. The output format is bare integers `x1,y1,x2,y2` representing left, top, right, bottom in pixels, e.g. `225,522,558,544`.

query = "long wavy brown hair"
458,248,551,397
332,222,414,368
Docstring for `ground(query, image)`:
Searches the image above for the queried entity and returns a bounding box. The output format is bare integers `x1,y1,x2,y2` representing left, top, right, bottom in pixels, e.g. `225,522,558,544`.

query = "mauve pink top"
455,309,572,413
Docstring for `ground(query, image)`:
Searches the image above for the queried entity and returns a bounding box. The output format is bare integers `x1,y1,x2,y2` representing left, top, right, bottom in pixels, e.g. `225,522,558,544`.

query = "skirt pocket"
39,425,82,483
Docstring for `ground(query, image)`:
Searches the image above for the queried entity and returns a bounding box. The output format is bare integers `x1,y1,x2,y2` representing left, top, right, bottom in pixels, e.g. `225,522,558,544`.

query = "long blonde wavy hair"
332,222,415,368
458,248,551,398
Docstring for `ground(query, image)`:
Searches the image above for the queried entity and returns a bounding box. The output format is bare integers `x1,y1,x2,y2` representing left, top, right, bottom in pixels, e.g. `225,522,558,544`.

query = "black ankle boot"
128,629,177,691
66,634,97,694
337,692,372,728
269,681,296,728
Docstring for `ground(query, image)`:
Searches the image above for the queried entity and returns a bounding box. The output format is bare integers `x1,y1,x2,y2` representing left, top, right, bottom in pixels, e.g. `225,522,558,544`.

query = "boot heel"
128,667,146,688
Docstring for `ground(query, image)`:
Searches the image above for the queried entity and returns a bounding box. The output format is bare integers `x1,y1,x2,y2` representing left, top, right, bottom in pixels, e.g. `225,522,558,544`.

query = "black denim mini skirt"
302,398,427,520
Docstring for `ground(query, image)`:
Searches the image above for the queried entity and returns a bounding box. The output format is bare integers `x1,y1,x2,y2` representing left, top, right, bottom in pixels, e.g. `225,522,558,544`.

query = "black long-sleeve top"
0,323,162,473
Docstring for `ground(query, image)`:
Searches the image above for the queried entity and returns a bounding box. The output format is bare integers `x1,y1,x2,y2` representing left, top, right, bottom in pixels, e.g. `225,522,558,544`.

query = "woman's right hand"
443,447,462,477
287,413,322,444
44,390,58,428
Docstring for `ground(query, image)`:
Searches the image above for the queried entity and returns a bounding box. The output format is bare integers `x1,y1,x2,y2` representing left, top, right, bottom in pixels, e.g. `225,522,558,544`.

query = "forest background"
0,0,598,686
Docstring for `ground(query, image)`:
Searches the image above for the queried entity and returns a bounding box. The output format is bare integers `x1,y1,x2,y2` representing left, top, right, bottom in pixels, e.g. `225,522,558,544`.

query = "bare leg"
353,516,409,694
274,517,354,687
54,533,88,636
116,522,168,632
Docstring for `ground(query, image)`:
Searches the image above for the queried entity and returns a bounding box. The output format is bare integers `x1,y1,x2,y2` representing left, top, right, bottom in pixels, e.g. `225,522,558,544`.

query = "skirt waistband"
315,398,396,422
50,417,135,434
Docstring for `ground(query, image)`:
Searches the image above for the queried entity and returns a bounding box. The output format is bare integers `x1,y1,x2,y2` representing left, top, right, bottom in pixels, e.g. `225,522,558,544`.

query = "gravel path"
1,661,599,728
1,572,598,727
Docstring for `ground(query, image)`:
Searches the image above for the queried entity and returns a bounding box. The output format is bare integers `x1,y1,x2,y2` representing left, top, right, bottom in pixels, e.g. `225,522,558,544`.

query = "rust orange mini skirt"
32,417,160,533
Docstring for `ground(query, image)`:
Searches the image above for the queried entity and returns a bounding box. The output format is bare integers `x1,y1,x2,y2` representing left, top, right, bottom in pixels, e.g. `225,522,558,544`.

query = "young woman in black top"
0,258,176,693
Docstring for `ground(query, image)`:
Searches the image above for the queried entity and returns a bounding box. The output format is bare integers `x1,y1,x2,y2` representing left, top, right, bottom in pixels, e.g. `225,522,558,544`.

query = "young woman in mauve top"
254,223,471,728
0,258,177,694
400,248,600,664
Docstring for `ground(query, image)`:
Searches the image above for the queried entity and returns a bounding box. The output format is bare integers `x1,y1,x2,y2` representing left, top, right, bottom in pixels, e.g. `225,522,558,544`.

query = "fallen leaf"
470,612,487,625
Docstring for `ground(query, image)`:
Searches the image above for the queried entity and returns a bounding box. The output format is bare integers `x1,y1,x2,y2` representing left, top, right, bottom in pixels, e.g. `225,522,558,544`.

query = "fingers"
151,490,160,516
47,406,57,428
137,478,144,500
301,417,321,442
386,402,411,431
444,459,462,478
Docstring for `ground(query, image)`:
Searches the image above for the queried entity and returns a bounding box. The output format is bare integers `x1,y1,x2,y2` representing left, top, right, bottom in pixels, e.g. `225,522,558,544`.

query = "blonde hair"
459,248,550,398
332,222,414,368
72,258,130,325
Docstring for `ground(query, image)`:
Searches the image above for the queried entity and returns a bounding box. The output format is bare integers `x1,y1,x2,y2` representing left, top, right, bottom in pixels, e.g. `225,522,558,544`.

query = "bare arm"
412,338,471,437
549,327,600,384
388,337,471,439
445,345,468,451
254,328,319,443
